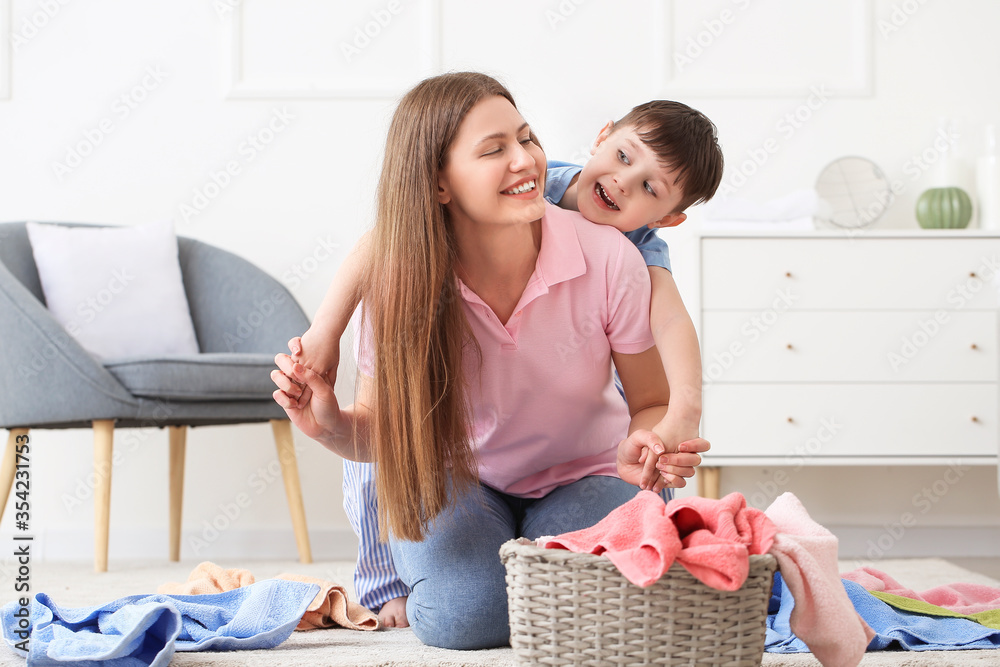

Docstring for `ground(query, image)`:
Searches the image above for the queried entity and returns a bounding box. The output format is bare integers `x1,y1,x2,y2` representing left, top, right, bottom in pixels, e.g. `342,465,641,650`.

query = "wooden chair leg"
93,420,115,573
169,425,187,562
0,429,28,524
271,419,312,563
697,466,721,499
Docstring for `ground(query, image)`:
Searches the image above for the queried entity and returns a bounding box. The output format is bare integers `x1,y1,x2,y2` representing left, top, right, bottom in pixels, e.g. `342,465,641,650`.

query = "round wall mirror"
814,156,893,229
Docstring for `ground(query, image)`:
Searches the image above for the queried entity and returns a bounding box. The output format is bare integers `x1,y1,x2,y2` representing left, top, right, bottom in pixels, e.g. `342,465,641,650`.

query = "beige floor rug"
0,557,997,666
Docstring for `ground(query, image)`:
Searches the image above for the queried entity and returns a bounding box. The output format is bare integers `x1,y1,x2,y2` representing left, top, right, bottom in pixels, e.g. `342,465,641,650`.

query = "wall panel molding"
0,0,10,100
225,0,441,100
438,0,667,116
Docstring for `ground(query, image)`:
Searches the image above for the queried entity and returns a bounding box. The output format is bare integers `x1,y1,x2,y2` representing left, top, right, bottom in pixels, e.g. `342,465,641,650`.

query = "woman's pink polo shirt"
357,203,655,497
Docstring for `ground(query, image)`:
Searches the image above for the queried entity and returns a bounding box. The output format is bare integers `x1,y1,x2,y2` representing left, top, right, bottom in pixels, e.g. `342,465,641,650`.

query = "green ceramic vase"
916,187,973,229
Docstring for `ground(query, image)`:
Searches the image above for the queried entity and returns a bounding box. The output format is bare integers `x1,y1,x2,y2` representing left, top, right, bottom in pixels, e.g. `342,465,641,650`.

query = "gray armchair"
0,222,312,571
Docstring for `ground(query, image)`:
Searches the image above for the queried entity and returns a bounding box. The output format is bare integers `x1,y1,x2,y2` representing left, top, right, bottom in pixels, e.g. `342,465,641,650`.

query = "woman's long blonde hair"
360,72,516,541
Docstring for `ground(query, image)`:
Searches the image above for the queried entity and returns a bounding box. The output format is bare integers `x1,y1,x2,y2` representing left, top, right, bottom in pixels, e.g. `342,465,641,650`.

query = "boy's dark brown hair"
613,100,724,212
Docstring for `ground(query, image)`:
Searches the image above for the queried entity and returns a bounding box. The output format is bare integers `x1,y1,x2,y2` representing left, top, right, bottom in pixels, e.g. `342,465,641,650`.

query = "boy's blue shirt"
545,160,671,272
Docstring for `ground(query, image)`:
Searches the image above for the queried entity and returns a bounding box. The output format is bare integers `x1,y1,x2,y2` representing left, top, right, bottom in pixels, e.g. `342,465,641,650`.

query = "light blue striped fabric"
343,460,411,611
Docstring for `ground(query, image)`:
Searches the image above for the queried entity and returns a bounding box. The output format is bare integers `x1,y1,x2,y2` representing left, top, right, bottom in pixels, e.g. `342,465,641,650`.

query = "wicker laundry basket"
499,538,777,667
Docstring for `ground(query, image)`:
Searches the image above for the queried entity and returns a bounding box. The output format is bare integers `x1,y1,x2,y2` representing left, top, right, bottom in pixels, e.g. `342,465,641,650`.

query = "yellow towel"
158,561,379,632
158,561,255,596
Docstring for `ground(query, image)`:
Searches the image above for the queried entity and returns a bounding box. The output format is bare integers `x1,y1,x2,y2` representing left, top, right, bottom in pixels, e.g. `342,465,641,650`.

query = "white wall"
0,0,997,563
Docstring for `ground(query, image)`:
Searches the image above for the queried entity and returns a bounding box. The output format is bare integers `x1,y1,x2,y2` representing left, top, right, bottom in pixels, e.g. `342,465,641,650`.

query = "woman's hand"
271,353,344,444
618,431,711,493
617,429,670,493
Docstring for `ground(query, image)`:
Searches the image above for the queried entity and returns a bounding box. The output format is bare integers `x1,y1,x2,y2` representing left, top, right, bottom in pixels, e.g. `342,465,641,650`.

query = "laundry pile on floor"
4,492,999,667
0,562,377,666
542,491,1000,666
157,561,378,632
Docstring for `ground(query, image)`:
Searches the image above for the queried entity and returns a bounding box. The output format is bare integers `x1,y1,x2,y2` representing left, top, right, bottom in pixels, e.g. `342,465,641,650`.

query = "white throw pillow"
26,219,200,361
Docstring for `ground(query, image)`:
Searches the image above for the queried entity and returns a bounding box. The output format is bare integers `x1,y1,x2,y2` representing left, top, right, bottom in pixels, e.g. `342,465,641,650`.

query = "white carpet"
0,558,997,666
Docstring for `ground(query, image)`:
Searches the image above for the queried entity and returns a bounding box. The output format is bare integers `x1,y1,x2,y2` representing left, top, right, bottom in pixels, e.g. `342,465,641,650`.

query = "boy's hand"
289,331,341,383
272,353,343,444
617,430,671,493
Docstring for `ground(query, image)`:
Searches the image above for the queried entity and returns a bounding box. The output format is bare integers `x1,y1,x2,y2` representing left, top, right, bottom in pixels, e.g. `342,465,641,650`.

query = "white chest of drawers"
696,230,1000,496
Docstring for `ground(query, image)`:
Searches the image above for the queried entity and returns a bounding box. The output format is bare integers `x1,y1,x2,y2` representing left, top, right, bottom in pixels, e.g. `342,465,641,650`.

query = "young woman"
272,72,709,650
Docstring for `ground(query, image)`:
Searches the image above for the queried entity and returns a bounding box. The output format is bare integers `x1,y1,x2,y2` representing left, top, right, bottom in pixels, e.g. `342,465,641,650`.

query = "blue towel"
766,572,1000,653
1,578,319,666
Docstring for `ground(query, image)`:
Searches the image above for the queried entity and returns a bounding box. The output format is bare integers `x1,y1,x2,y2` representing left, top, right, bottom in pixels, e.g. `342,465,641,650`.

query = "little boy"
288,100,724,626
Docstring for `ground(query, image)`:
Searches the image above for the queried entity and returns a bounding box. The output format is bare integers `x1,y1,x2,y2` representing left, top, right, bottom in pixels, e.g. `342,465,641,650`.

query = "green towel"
870,591,1000,630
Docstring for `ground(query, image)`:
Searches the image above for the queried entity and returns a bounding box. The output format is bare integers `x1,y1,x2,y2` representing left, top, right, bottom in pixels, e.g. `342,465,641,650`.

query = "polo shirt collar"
456,203,587,313
536,202,586,288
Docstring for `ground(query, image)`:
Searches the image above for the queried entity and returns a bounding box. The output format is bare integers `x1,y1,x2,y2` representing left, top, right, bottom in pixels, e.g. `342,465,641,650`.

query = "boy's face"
576,122,687,233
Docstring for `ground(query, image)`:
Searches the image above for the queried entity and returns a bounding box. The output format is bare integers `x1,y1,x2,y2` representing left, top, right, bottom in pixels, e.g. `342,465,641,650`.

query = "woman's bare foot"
378,596,409,628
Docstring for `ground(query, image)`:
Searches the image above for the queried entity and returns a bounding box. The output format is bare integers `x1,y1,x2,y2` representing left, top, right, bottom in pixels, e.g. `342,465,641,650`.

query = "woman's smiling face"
437,95,546,230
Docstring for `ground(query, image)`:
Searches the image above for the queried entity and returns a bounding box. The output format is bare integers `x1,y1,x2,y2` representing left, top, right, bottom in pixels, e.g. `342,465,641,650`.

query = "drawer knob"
972,416,980,423
971,343,979,350
785,271,793,278
786,417,794,423
970,271,977,278
786,343,794,350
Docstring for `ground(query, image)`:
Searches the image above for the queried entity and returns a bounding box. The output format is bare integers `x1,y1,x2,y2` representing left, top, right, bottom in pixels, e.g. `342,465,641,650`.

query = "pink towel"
540,491,681,587
842,566,1000,616
764,493,874,667
665,492,777,590
541,491,776,591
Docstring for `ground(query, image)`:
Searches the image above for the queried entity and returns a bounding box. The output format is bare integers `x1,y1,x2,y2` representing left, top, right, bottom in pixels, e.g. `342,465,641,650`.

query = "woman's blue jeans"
388,475,641,650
